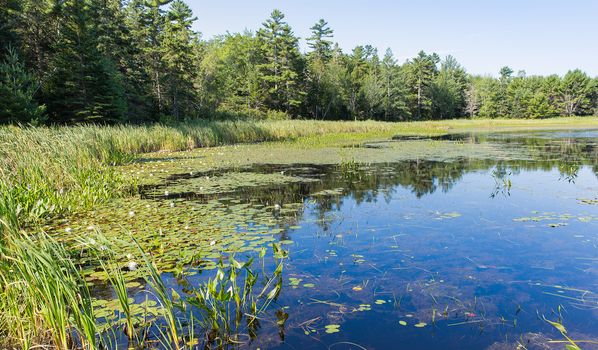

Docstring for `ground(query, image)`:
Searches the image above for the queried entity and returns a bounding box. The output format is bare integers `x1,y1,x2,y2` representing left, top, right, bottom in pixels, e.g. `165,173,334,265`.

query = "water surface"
61,130,598,349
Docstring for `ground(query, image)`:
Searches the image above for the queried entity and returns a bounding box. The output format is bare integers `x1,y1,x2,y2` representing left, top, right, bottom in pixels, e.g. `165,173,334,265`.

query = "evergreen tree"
92,0,152,121
257,10,303,115
305,19,339,119
404,51,439,119
432,55,467,119
132,0,172,115
307,19,334,61
44,0,126,122
161,0,199,119
0,47,46,123
560,69,594,116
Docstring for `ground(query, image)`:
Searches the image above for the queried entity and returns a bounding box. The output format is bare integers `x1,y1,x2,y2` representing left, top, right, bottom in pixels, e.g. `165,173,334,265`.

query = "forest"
1,0,597,125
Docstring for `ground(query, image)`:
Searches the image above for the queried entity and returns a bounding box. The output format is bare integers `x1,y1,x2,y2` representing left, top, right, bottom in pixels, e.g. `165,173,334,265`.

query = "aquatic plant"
0,220,289,349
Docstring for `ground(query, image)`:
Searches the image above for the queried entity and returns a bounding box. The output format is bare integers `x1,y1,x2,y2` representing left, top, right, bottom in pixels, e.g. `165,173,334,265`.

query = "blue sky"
187,0,598,77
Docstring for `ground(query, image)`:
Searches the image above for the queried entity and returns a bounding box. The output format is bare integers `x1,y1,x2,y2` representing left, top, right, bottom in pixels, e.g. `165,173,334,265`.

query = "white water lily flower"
65,227,72,233
210,240,216,246
274,204,281,211
164,190,169,196
128,211,135,217
127,261,138,271
170,202,175,208
87,225,95,230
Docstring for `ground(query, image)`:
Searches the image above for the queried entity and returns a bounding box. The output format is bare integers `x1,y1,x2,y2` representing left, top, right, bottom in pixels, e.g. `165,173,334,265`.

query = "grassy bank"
2,117,597,232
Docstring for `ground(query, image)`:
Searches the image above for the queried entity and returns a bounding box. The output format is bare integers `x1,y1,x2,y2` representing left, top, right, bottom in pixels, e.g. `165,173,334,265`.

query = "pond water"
57,130,598,349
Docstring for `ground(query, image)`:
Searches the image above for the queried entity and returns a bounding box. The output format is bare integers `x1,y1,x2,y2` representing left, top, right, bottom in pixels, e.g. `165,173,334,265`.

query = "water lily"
210,240,216,246
274,204,281,211
64,227,72,233
127,261,138,271
128,211,135,217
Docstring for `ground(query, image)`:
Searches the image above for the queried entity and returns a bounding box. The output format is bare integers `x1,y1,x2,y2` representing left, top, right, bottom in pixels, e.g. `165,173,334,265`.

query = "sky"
186,0,598,77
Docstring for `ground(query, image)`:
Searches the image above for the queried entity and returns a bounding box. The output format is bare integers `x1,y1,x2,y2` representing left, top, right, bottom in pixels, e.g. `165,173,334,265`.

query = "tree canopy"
1,2,596,124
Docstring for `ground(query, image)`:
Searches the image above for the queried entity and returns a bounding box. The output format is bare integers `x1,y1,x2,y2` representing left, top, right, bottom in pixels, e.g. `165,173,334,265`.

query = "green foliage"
0,1,596,123
404,51,439,119
0,47,46,124
257,9,304,114
44,0,127,123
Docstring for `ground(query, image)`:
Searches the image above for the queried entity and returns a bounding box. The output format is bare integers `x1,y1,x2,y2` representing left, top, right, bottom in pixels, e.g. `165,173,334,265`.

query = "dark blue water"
146,130,598,349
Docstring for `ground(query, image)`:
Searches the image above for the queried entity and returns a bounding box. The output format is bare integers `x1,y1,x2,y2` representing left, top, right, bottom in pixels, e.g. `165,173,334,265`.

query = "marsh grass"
1,117,597,349
1,117,596,233
0,223,289,349
0,227,98,349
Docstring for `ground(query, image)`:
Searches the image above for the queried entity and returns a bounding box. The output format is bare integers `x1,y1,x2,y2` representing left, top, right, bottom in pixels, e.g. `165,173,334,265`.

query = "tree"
0,0,21,56
197,32,263,115
0,47,46,123
92,0,152,121
130,0,173,115
44,0,126,123
432,55,467,119
560,69,594,116
161,0,199,119
305,19,338,119
404,51,439,119
307,19,334,62
340,46,370,120
379,48,409,120
257,9,303,115
527,92,557,119
464,82,480,118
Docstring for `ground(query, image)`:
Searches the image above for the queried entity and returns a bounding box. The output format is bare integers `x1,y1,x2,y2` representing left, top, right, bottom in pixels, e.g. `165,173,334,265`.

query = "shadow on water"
75,130,598,349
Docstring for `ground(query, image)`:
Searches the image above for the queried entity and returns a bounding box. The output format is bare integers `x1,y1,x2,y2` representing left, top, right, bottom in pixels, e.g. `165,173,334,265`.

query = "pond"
52,130,598,349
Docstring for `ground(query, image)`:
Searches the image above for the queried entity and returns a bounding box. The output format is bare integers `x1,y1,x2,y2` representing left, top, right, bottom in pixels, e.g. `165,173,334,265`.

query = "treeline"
1,0,597,124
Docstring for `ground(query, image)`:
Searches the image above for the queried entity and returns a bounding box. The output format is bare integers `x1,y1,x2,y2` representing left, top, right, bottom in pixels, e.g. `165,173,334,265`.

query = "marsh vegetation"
1,121,598,349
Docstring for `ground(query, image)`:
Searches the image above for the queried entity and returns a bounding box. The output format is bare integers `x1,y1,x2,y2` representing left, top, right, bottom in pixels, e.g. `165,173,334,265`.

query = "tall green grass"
0,117,596,349
1,117,596,233
0,120,403,232
0,222,289,349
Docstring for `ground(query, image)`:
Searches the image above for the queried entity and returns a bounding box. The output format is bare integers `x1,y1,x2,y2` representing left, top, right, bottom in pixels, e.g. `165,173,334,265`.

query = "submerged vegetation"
0,123,597,349
0,219,289,349
2,117,596,233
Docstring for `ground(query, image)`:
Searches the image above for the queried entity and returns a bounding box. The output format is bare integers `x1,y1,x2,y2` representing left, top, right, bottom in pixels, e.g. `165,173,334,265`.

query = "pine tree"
44,0,126,123
432,55,467,119
404,51,439,119
161,0,199,119
380,48,409,120
307,19,334,62
257,10,303,115
131,0,172,116
305,19,339,119
91,0,152,121
0,47,46,123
